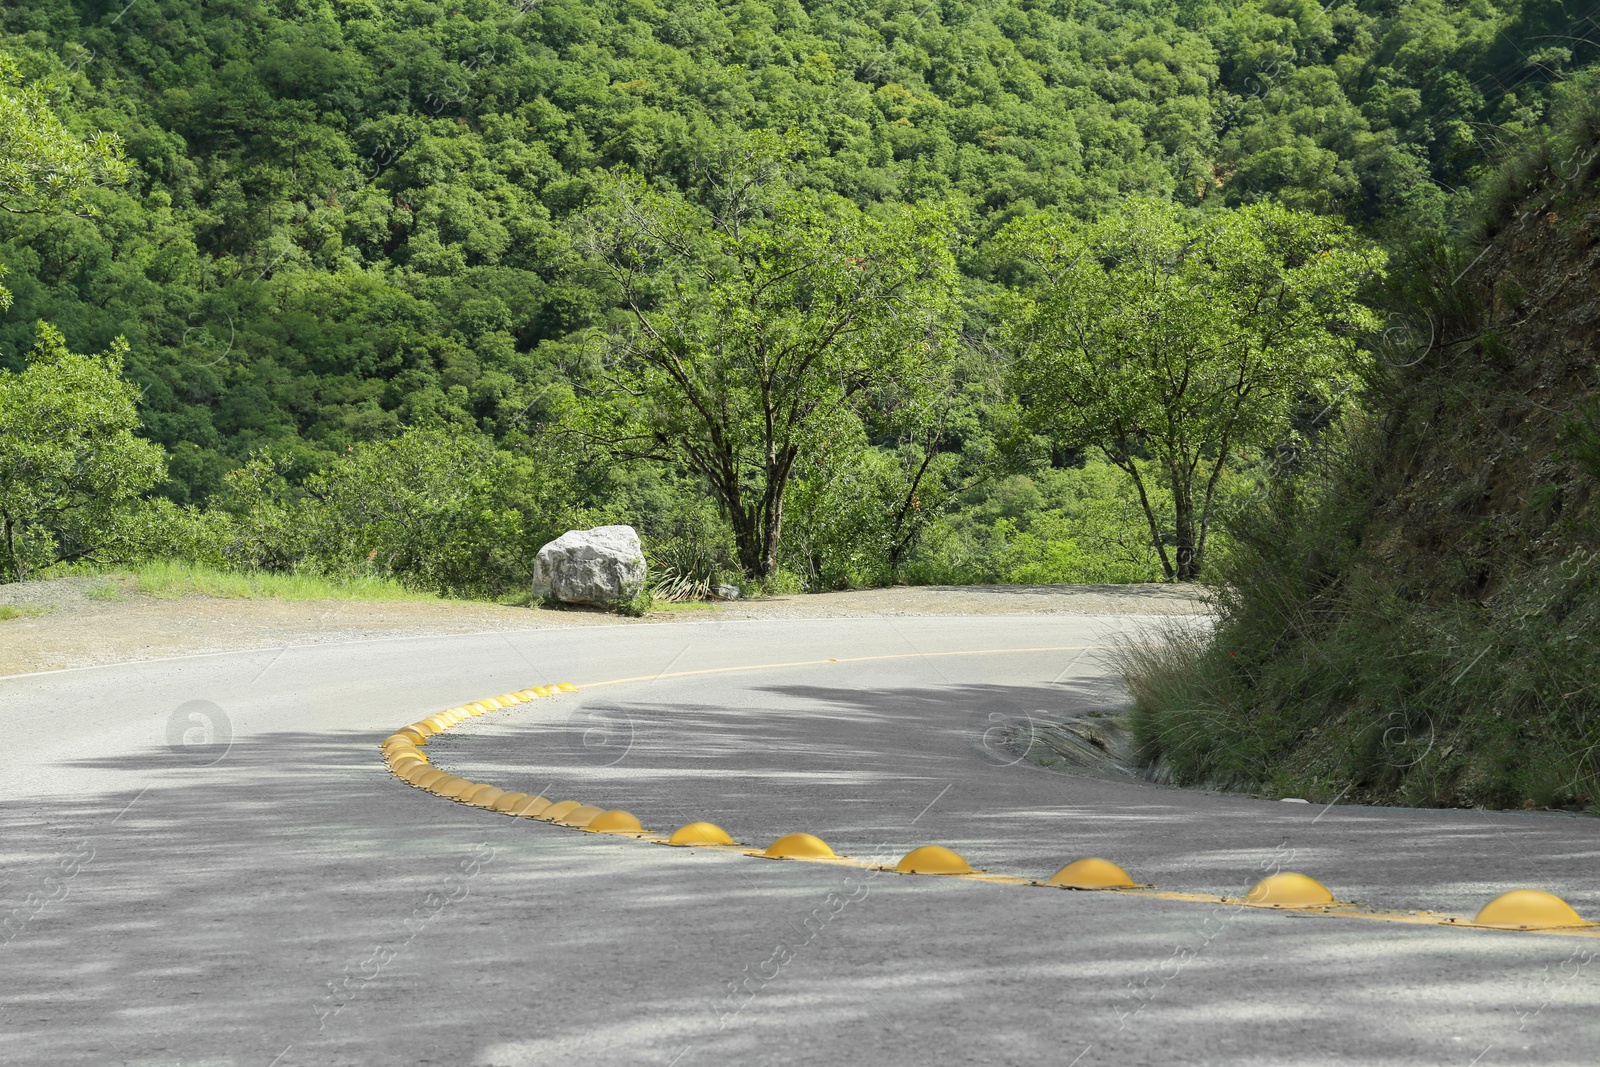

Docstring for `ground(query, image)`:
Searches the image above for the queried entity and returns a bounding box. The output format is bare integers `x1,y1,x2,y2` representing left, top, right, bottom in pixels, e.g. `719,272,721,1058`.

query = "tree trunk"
729,503,771,578
1171,470,1201,582
885,445,940,579
760,498,783,577
704,447,794,580
1112,450,1174,581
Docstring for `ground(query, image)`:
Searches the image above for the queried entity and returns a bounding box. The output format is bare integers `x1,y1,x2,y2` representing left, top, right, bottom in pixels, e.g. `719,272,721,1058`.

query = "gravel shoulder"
0,577,1209,677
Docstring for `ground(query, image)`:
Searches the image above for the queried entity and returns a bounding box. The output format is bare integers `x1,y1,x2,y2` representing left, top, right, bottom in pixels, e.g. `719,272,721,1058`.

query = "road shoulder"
0,578,1209,677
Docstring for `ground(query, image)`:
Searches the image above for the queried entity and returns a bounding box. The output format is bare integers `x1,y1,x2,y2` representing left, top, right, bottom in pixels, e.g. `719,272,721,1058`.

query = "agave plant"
646,539,719,602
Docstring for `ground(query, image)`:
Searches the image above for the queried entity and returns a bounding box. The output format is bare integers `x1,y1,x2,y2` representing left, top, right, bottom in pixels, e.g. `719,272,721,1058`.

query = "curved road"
2,614,1596,1066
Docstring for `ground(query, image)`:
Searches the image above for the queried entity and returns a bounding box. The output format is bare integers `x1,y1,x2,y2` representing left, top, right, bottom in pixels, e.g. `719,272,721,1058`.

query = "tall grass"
1124,430,1600,811
113,562,442,603
1121,91,1600,813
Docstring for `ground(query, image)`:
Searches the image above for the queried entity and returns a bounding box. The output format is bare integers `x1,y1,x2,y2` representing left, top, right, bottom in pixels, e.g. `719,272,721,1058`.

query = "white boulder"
532,525,646,608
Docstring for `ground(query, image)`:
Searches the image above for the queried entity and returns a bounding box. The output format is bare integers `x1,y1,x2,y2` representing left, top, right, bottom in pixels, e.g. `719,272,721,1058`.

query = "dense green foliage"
1003,197,1383,579
575,140,959,575
1124,71,1600,810
1,0,1598,592
0,323,165,578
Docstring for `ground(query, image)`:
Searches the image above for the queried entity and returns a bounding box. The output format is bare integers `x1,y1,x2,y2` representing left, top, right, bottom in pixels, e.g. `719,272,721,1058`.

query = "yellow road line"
576,645,1115,689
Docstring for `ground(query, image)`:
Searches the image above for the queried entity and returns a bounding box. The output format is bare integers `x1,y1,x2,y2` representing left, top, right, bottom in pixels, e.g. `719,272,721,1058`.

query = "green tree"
0,56,127,219
0,323,166,580
575,141,960,577
1001,198,1384,581
301,429,542,597
0,55,129,309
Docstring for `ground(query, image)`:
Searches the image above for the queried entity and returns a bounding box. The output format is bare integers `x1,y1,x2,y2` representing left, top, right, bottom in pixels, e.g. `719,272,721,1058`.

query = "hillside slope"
1127,81,1600,810
3,0,1594,501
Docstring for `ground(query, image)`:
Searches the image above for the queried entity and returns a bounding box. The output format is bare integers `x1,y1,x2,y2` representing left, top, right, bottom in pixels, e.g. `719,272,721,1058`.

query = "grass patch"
647,600,719,614
116,562,443,603
0,604,48,621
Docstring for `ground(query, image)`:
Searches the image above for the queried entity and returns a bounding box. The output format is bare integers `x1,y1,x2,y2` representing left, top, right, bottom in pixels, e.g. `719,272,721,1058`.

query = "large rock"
532,525,646,608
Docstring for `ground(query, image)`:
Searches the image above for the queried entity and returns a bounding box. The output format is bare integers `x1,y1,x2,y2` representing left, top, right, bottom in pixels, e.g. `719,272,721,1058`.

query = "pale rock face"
531,525,647,608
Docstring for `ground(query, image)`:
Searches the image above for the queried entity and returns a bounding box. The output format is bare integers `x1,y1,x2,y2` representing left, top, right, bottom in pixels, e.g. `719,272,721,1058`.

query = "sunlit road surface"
3,615,1596,1066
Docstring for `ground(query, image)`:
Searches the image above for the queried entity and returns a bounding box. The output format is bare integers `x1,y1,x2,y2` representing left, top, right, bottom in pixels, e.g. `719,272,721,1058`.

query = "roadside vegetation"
5,0,1594,597
1123,73,1600,812
115,562,442,602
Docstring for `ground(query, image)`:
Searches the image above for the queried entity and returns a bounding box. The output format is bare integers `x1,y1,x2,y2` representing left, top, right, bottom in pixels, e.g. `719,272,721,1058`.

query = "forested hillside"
2,0,1597,595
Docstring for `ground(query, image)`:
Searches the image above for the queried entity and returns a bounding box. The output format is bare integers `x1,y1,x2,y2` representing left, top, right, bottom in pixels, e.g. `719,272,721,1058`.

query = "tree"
0,57,127,219
1000,198,1384,581
0,323,167,580
574,139,960,577
0,56,129,310
301,429,543,597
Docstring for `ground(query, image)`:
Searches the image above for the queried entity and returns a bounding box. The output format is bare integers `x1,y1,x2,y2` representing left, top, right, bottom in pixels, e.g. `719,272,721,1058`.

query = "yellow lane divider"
379,664,1597,938
573,646,1116,690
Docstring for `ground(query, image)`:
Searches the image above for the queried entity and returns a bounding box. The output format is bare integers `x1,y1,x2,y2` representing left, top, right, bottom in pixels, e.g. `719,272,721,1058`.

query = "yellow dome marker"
557,804,607,828
410,721,438,738
669,822,736,846
412,769,451,790
390,755,428,773
424,715,453,732
896,845,971,875
489,791,531,812
394,726,428,745
496,694,522,705
462,784,503,805
433,777,476,798
1245,872,1335,908
1047,857,1137,889
400,762,435,782
557,682,578,692
514,795,553,817
588,810,644,833
514,689,537,700
763,833,834,859
533,686,553,697
383,734,418,749
1473,889,1589,930
540,800,584,823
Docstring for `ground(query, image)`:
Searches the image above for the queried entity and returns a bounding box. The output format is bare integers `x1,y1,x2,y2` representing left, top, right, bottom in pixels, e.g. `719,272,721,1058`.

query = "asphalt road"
2,614,1596,1066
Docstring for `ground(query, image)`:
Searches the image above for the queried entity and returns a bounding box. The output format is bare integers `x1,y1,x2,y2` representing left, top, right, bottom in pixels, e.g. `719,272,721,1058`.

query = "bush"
902,459,1170,585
